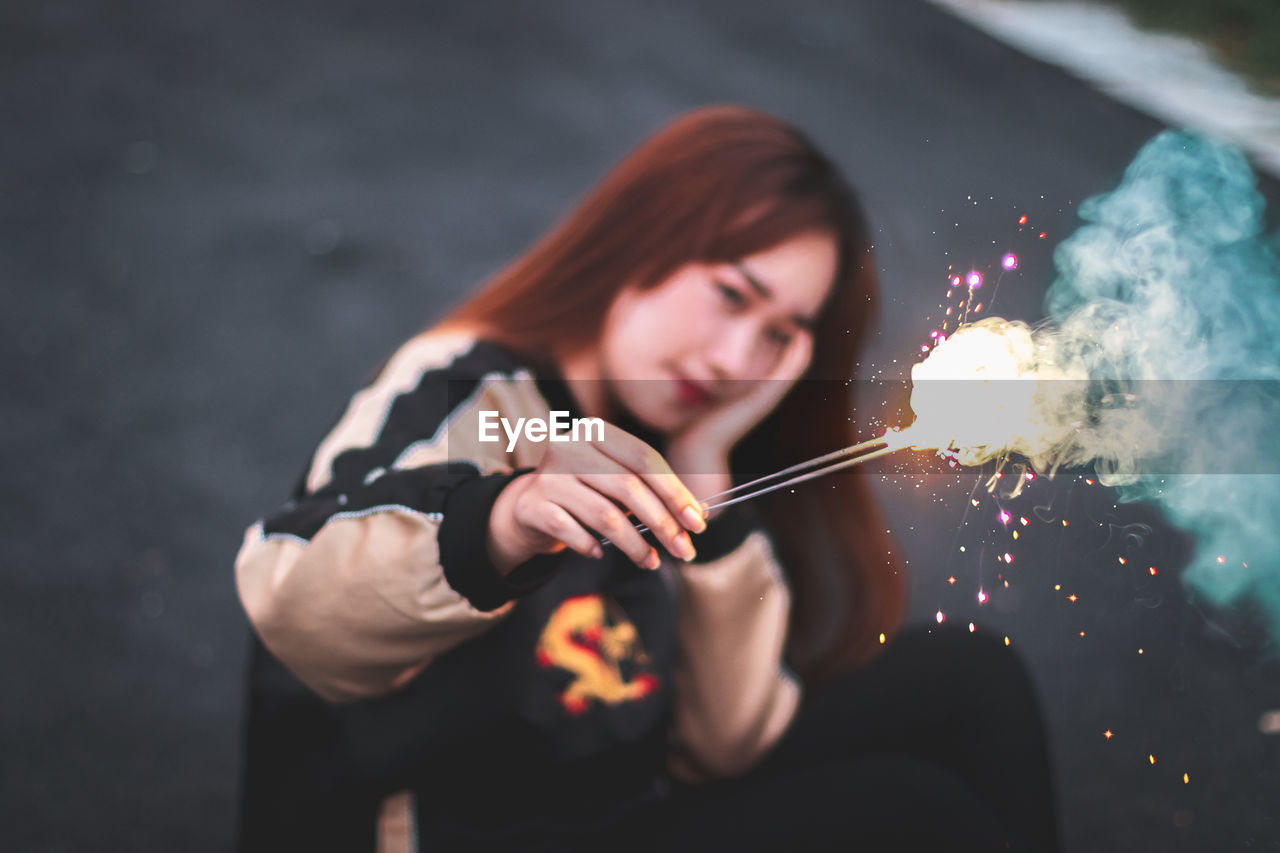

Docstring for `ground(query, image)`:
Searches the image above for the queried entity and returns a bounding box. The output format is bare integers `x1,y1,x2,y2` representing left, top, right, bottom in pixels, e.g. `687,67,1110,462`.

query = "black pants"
644,624,1060,852
245,623,1059,851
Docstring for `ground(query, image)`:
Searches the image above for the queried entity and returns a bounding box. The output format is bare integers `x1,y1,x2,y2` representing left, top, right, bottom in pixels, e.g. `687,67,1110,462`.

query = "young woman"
234,105,1060,851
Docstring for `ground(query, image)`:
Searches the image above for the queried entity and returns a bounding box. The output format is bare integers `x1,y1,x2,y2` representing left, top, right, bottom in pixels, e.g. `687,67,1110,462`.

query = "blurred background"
3,1,1278,850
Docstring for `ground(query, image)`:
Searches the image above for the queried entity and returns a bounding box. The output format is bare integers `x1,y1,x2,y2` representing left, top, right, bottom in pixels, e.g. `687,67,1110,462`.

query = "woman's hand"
486,423,709,576
665,331,814,510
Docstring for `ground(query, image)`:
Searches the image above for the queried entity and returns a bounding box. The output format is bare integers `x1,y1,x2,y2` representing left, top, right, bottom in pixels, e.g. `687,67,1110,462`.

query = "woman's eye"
715,281,746,307
766,328,793,347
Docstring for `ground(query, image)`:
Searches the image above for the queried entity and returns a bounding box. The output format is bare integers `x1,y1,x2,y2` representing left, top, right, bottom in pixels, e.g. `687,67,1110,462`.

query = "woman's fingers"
591,425,706,533
579,470,696,561
536,502,606,560
554,481,663,569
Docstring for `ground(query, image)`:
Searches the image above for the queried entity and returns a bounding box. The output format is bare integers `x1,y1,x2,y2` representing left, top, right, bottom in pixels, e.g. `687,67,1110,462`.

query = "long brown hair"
435,105,906,682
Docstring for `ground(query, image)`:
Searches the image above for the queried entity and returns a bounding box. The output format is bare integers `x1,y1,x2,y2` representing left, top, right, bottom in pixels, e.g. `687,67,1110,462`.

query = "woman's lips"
674,376,713,406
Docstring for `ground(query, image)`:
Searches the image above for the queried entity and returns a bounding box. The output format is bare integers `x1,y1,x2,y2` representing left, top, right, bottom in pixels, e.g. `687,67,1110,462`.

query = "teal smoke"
1045,131,1280,631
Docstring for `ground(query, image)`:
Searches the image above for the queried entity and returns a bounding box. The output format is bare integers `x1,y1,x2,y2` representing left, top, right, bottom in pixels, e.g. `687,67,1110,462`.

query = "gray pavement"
3,1,1278,850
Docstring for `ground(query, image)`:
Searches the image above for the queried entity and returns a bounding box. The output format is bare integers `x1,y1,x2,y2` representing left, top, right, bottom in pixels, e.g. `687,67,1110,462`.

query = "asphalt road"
3,1,1278,850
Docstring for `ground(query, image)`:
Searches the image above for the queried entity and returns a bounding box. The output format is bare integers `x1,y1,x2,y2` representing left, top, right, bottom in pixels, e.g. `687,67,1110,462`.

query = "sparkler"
620,315,1078,540
620,434,906,539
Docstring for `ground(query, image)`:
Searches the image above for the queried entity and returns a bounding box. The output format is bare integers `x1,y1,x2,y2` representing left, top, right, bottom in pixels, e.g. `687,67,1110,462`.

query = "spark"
1149,754,1156,765
947,576,957,585
1001,253,1018,270
1067,594,1078,602
977,589,988,604
879,633,886,644
1259,710,1280,734
966,271,983,288
1103,729,1113,740
1004,636,1011,646
936,610,946,624
968,622,976,632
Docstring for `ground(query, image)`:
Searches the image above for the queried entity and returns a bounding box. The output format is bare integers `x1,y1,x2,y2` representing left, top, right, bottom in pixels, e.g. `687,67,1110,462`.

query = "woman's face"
598,229,839,435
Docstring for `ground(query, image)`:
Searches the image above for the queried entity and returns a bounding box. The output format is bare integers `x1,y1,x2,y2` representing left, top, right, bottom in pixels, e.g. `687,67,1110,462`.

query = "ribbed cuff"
436,468,561,611
687,502,763,563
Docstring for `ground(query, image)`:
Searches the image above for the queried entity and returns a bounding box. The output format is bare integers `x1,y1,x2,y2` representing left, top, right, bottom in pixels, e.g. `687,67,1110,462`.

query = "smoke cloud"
907,132,1280,632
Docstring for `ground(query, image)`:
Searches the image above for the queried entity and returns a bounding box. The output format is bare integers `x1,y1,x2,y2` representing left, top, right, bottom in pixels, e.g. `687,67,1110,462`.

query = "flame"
892,317,1088,473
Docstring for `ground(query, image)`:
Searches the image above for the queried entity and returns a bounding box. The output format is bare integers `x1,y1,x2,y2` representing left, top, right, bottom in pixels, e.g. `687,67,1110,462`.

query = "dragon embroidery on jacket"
535,594,658,715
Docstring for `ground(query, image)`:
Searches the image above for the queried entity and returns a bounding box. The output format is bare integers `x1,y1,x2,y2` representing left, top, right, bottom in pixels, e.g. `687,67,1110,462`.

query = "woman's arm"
667,503,801,781
235,332,563,703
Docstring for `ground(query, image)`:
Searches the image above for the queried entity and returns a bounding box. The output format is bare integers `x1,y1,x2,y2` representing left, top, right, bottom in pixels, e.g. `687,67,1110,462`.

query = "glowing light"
1038,232,1046,239
999,511,1011,524
1054,584,1061,591
968,622,976,632
936,610,946,624
1079,631,1086,637
977,589,988,604
1103,730,1113,740
1025,471,1035,481
896,318,1089,470
1001,253,1018,270
1067,594,1078,602
879,633,886,644
1138,648,1144,654
947,576,957,585
1216,555,1226,564
951,275,962,287
1149,754,1156,765
1003,553,1012,563
1019,516,1029,526
1004,636,1011,646
1118,557,1127,565
1183,773,1190,784
966,270,983,288
1017,215,1028,225
1149,566,1158,576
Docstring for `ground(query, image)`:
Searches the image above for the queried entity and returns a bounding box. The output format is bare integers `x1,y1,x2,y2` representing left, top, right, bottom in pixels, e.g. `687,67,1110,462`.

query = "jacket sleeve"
234,331,561,704
667,503,802,781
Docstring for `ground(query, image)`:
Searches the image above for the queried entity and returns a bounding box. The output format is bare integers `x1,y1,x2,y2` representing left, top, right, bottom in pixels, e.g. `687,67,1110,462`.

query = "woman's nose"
706,323,762,380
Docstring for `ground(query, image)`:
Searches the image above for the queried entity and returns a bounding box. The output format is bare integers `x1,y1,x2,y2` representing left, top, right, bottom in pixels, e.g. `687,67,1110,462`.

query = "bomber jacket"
234,329,800,851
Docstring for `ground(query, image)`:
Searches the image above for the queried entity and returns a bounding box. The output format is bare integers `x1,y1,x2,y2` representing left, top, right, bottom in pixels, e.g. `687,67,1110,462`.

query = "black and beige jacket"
234,330,799,851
